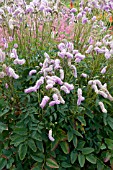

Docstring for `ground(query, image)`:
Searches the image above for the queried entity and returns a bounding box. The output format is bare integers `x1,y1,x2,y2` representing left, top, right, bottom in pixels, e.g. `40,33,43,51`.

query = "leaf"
10,136,27,147
77,141,86,150
82,147,94,155
97,160,104,170
51,138,59,151
78,153,85,167
0,158,7,170
77,116,86,126
74,130,83,138
36,141,44,152
85,110,94,118
19,144,27,160
28,139,37,152
86,155,97,164
14,127,27,136
60,141,70,154
100,144,106,150
32,166,41,170
0,122,7,133
73,136,77,148
46,158,59,169
105,138,113,150
103,112,107,126
107,116,113,123
32,131,42,141
0,108,9,117
108,121,113,130
61,162,72,168
31,155,43,162
70,150,78,164
67,130,73,142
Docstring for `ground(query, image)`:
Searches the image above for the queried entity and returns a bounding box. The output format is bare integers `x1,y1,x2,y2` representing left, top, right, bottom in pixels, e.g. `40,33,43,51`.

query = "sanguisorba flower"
101,66,107,74
99,101,107,113
0,49,5,62
7,67,19,79
29,69,37,76
77,88,85,106
40,96,50,109
48,129,55,142
13,58,26,65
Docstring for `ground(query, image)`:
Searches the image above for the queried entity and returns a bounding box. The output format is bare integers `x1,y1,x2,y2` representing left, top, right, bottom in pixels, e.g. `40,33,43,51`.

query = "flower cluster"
88,79,113,113
25,51,74,108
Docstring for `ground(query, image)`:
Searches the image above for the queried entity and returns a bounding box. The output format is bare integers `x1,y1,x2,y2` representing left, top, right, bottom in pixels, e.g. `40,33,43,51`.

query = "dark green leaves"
86,155,97,164
19,144,27,160
60,141,70,154
73,136,78,148
77,116,86,126
46,158,59,169
78,153,85,167
70,150,77,164
28,139,37,152
105,138,113,150
0,158,7,170
82,147,94,155
67,130,73,142
14,127,27,136
107,116,113,130
0,122,7,133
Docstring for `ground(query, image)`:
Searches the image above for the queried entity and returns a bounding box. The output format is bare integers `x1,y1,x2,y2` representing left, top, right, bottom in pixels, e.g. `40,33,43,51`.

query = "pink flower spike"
64,82,74,91
49,101,56,106
40,96,50,109
77,88,85,106
35,77,44,89
46,84,53,90
70,65,77,78
58,51,66,58
60,85,70,94
81,73,87,78
66,52,73,59
29,70,37,76
60,69,64,80
53,94,59,101
58,43,65,51
5,83,9,89
52,76,63,85
48,129,55,142
13,59,26,65
7,67,19,79
101,66,107,74
24,86,37,93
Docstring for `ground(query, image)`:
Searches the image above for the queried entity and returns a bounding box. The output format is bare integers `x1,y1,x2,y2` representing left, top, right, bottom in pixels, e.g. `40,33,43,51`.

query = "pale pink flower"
101,66,107,74
0,49,5,62
46,84,53,90
60,69,64,80
99,102,107,113
29,70,37,76
13,59,26,65
77,88,85,106
24,86,37,93
64,82,74,91
70,65,77,78
40,96,50,109
98,91,108,98
60,85,70,94
48,129,55,142
7,67,19,79
81,73,87,78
